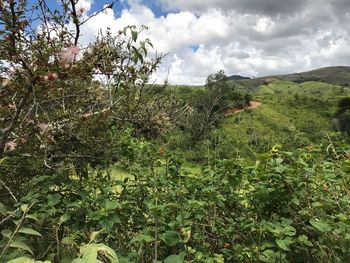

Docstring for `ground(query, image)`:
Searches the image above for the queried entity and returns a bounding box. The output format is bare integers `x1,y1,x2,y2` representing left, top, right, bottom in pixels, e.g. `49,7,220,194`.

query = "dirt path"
224,101,262,116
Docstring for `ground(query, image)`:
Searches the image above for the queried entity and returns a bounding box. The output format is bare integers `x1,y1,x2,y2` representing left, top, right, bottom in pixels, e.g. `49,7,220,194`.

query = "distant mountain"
228,66,350,92
275,66,350,85
227,75,251,81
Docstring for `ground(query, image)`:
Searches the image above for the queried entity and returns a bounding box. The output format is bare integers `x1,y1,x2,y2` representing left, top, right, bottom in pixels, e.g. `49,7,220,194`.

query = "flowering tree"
0,0,172,179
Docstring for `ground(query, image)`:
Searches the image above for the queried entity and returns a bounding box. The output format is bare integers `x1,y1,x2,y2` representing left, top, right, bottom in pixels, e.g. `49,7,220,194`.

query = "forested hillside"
0,1,349,263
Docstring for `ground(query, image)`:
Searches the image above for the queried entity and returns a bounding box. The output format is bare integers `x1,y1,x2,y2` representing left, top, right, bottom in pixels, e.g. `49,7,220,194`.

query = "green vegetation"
218,80,350,154
1,1,350,263
336,97,350,136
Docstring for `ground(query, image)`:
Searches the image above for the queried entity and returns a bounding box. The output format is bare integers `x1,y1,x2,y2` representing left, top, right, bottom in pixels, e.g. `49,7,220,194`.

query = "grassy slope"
219,80,350,152
107,67,350,175
276,66,350,85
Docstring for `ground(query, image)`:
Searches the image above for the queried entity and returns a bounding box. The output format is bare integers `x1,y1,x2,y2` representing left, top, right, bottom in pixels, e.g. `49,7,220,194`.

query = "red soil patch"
224,101,262,116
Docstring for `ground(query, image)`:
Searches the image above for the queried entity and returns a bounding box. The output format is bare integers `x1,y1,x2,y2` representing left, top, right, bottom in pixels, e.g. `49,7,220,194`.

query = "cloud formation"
78,0,350,84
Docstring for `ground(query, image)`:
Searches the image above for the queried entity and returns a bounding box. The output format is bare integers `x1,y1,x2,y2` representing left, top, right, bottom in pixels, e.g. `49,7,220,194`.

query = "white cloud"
72,0,350,85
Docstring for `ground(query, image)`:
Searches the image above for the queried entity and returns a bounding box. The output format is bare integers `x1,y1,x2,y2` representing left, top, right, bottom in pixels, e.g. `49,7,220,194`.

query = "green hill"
171,67,350,160
275,66,350,85
218,79,350,155
229,66,350,92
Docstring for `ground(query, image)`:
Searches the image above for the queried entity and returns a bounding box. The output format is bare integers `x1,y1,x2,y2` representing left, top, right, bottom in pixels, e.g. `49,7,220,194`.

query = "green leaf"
140,41,147,56
25,215,40,222
341,160,350,172
312,202,323,208
291,197,300,206
162,231,181,246
298,235,313,247
1,229,12,238
130,234,154,244
137,52,143,63
7,257,34,263
90,229,104,243
61,236,76,245
47,193,61,206
78,243,119,263
104,200,120,210
164,254,183,263
259,249,278,263
131,31,138,42
59,213,71,223
0,202,7,215
283,226,296,237
309,219,331,232
276,239,291,251
18,227,42,237
7,257,51,263
20,204,29,212
10,240,34,255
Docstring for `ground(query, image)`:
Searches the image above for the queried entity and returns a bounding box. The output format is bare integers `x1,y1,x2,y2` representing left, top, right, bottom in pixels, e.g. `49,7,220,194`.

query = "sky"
40,0,350,84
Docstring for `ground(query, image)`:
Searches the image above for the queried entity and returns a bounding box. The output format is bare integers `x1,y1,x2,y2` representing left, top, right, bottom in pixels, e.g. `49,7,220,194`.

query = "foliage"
1,141,350,262
336,97,350,137
1,1,350,263
0,0,173,196
174,70,251,141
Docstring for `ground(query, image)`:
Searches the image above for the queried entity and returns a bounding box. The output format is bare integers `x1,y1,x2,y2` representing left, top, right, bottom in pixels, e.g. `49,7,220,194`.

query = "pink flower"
5,140,17,151
8,103,16,110
37,122,49,132
59,46,80,63
76,7,85,17
48,72,58,81
2,79,11,87
82,112,93,119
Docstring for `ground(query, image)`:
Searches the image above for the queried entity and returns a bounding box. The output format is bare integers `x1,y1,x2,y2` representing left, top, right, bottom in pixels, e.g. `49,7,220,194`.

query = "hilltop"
230,66,350,92
226,74,251,81
274,66,350,85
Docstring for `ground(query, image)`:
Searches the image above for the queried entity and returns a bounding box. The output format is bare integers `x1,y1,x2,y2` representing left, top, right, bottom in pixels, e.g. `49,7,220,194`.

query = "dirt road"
224,101,262,116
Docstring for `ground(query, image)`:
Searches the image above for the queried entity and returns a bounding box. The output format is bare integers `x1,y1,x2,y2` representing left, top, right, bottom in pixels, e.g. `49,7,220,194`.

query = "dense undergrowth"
1,134,350,262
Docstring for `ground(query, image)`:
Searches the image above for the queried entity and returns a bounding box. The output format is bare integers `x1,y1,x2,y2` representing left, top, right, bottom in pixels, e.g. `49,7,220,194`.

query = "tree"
0,0,172,185
185,70,228,138
336,97,350,137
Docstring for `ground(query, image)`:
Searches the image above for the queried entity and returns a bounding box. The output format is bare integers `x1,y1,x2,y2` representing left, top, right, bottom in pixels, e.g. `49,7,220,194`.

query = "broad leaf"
77,243,119,263
103,200,120,210
298,235,313,247
90,229,104,243
0,202,7,215
47,193,61,206
309,219,331,232
61,236,76,245
7,257,34,263
162,231,181,246
20,204,29,212
25,215,40,222
164,254,183,263
18,227,42,237
130,234,154,244
10,240,34,255
276,238,292,251
7,257,51,263
2,229,12,238
259,249,278,263
131,31,138,42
